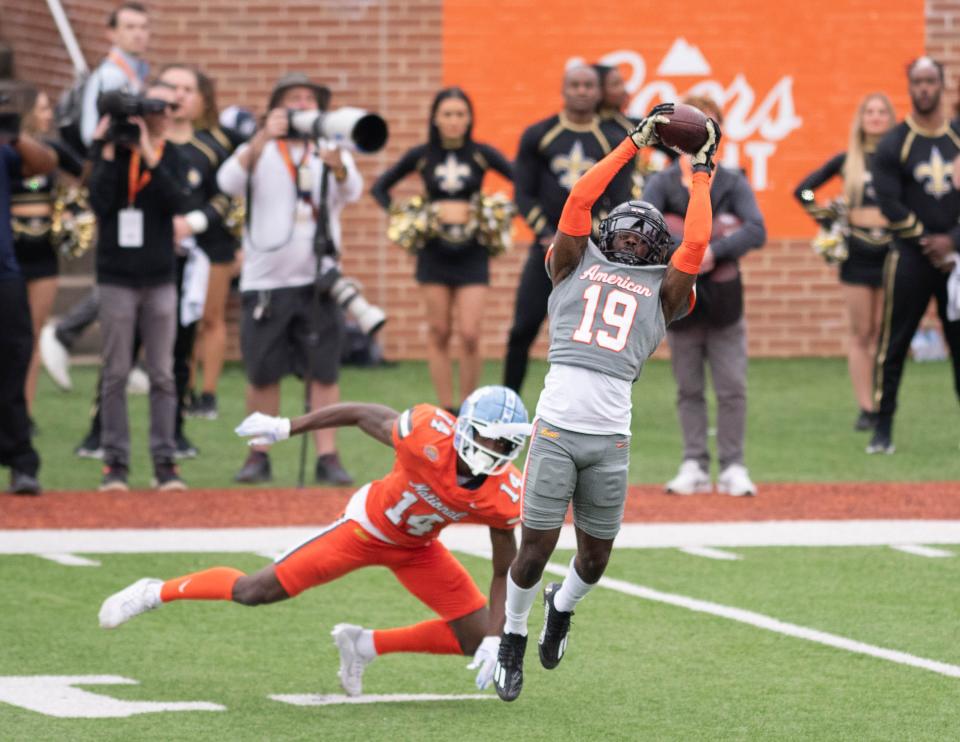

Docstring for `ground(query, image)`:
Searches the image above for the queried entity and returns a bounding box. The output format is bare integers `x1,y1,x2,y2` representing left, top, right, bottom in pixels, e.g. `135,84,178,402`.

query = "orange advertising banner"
443,0,925,238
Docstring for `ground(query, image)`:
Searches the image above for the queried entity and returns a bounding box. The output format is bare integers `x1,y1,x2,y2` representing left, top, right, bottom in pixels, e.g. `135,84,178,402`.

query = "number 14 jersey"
362,404,522,548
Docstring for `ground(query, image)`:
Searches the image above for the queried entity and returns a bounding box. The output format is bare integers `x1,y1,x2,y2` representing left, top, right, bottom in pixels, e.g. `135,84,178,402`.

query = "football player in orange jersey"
98,385,530,696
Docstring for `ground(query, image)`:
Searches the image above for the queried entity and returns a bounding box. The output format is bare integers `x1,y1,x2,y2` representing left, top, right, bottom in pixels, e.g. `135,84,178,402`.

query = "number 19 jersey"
546,239,668,382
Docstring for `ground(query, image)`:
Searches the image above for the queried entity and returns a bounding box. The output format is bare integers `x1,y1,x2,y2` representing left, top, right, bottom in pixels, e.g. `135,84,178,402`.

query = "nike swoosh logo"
178,578,192,594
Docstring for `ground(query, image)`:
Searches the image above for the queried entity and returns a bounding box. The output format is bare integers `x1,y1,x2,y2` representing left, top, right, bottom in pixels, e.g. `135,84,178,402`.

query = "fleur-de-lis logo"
551,141,596,190
913,146,954,199
863,169,876,201
434,153,471,194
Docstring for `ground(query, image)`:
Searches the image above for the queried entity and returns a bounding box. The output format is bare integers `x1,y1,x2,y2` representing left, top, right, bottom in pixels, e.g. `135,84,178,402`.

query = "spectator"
218,72,362,485
11,87,84,422
503,64,632,394
643,96,766,497
185,70,243,421
795,93,895,431
869,57,960,455
88,82,187,491
371,87,512,412
0,110,58,495
593,62,675,195
159,63,238,458
39,0,152,393
80,2,150,149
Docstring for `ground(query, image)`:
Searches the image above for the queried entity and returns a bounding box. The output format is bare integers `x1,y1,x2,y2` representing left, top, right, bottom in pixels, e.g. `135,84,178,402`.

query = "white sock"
357,629,377,659
504,571,541,636
553,556,595,613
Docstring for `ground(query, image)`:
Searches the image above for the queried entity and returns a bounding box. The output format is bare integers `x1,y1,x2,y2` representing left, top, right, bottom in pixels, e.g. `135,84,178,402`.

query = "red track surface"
4,482,960,529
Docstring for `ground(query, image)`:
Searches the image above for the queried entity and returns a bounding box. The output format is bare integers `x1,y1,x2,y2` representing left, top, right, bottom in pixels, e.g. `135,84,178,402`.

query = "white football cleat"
665,460,712,495
332,623,373,696
99,578,163,629
717,464,757,497
39,324,72,391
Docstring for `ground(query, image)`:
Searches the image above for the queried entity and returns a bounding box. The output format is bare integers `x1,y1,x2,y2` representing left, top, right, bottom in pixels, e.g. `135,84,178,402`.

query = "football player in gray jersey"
493,105,720,702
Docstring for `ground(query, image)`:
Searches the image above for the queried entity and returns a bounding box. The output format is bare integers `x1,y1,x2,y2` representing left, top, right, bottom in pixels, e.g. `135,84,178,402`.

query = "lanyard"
276,140,312,194
108,50,140,87
276,140,319,218
127,143,164,206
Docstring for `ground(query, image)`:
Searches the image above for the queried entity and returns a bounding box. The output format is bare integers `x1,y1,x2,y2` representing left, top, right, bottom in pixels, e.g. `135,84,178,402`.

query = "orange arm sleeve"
557,137,639,236
669,170,712,274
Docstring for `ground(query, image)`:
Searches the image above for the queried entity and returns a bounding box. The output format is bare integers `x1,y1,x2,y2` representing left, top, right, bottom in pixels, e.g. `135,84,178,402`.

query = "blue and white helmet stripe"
455,386,531,476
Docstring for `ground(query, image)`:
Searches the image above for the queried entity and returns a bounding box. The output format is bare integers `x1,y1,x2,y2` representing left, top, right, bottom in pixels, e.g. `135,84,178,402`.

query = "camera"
316,257,387,335
97,90,169,145
288,107,388,153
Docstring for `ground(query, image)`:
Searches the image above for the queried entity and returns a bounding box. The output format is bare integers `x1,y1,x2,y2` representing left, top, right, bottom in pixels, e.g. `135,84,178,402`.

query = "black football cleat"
538,582,573,670
493,632,527,702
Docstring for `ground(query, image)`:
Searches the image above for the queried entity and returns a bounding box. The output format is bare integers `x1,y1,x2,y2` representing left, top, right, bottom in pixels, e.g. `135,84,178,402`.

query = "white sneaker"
98,578,163,629
665,460,712,495
126,367,150,395
332,623,374,696
39,324,72,391
717,464,757,497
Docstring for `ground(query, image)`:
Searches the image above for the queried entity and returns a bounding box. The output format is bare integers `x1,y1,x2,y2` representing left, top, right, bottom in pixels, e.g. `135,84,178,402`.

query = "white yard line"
4,525,960,681
4,520,960,555
890,545,954,558
678,546,741,561
538,560,960,680
270,693,492,706
36,553,101,567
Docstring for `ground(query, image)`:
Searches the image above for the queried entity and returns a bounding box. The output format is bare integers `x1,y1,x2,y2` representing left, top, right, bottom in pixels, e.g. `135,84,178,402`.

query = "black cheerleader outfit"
371,140,512,286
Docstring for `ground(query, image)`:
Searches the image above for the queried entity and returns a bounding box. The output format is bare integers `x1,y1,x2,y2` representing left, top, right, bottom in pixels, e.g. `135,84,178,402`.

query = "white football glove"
234,412,291,446
466,635,500,690
629,103,674,148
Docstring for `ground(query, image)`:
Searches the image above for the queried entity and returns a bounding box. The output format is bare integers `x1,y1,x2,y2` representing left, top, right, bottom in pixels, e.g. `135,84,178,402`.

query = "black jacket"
643,162,766,328
89,142,186,287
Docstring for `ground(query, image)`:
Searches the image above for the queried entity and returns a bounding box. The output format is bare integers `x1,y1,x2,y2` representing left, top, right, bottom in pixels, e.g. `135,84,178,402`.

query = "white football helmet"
454,386,530,476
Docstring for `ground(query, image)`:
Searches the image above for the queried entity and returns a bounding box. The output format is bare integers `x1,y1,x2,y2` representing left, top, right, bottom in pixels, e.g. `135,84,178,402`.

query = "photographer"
80,2,150,149
218,72,362,486
88,82,187,492
1,113,57,495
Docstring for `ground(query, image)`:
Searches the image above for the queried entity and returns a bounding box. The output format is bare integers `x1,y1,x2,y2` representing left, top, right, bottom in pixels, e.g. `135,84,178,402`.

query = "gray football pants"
521,419,631,540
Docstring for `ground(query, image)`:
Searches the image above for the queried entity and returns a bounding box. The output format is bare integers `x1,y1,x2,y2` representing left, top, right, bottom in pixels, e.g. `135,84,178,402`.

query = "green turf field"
2,546,959,740
29,357,960,490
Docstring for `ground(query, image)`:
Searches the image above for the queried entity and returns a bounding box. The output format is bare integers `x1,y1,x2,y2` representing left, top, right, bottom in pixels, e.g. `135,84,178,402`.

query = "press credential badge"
118,207,144,248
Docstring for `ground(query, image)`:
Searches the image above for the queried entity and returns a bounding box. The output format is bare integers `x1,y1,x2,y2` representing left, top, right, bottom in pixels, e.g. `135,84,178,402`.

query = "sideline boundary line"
3,519,960,554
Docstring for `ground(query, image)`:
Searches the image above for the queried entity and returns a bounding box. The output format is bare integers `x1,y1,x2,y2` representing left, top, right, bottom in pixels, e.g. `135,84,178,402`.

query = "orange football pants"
273,518,486,622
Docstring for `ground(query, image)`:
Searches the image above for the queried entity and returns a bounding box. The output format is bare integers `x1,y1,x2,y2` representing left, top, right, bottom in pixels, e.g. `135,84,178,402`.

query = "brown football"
655,103,710,154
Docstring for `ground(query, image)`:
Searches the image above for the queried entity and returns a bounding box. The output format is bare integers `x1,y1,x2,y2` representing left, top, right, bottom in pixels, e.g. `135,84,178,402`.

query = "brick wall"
0,1,954,360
